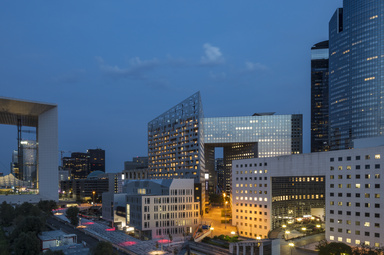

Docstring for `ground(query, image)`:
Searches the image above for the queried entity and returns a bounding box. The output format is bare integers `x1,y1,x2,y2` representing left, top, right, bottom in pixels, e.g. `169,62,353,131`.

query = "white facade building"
232,146,384,248
0,97,58,203
103,179,199,240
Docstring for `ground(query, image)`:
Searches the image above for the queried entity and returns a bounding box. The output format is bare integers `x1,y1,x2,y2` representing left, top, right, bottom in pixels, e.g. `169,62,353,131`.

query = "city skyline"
0,1,342,172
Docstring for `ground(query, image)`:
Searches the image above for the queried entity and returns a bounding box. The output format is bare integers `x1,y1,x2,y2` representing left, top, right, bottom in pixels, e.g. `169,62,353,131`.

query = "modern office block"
62,149,105,179
148,93,303,206
311,40,329,152
102,179,199,240
0,97,58,203
232,155,325,239
204,113,302,195
329,1,384,150
232,145,384,248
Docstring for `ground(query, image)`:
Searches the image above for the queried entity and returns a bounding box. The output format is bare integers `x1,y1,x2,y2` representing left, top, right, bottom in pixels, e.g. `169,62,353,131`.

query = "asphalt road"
47,216,127,255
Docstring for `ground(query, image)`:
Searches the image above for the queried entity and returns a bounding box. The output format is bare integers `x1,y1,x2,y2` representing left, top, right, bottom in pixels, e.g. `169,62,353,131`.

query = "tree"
11,216,44,240
65,206,80,226
93,241,117,255
13,231,40,255
0,201,15,227
37,200,57,214
15,202,40,218
317,241,352,255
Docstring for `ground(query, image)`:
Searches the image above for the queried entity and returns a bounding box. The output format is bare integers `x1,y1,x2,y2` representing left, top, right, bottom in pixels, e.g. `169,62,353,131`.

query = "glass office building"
204,114,302,194
329,0,384,150
148,93,302,204
311,40,329,152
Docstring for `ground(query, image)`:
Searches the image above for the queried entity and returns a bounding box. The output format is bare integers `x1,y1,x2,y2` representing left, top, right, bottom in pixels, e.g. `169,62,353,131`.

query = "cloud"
96,56,160,80
209,71,227,81
52,69,86,84
244,61,268,72
201,43,224,65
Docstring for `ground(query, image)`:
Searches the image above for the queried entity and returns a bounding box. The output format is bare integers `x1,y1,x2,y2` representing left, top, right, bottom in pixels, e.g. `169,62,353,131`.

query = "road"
280,233,324,255
47,216,127,255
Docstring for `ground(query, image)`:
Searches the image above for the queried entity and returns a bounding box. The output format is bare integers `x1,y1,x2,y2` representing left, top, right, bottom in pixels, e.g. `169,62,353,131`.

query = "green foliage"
93,241,117,255
13,231,40,255
15,202,41,218
0,201,15,227
317,240,352,255
66,206,80,226
37,200,57,214
0,228,10,255
11,216,44,240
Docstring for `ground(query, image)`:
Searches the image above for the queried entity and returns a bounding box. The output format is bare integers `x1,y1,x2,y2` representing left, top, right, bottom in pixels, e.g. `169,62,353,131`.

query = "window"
356,165,361,170
365,165,370,169
330,158,334,162
356,156,361,160
365,155,370,160
375,164,380,169
338,157,342,161
375,154,380,159
347,156,351,161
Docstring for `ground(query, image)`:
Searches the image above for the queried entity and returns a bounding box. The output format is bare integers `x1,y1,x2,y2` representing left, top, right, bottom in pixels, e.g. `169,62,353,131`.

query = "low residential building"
103,179,199,240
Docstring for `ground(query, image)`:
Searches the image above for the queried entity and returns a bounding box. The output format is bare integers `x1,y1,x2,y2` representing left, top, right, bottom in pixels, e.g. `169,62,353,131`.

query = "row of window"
235,170,268,174
329,219,380,227
330,154,380,162
330,164,380,170
329,210,380,217
236,163,267,168
329,192,380,198
329,236,381,248
329,201,380,208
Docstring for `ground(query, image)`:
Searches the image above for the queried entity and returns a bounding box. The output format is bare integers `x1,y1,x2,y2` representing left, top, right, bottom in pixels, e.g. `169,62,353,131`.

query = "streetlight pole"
224,201,228,229
92,191,95,204
210,227,214,238
289,242,294,255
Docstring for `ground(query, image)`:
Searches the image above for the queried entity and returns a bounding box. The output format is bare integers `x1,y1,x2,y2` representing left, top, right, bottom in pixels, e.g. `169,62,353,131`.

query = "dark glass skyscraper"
329,1,384,150
311,40,329,152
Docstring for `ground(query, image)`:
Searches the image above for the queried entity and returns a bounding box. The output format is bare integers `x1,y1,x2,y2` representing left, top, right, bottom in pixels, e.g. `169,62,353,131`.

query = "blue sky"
0,1,342,172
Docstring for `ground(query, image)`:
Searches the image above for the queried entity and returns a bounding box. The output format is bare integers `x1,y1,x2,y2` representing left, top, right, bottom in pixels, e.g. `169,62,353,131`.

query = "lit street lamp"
92,191,96,204
210,227,214,238
285,230,290,240
289,242,295,255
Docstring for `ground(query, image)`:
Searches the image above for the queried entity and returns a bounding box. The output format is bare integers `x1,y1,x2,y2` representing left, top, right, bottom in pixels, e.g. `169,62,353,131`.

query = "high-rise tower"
329,1,384,150
311,40,329,152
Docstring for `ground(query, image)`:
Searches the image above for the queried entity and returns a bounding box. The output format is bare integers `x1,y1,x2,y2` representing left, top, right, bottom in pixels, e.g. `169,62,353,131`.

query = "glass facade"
329,1,384,150
148,92,205,184
311,40,329,152
148,93,302,198
204,115,302,157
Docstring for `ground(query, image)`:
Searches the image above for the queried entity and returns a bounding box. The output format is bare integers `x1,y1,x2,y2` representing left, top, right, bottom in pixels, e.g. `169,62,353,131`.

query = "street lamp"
225,201,228,229
285,230,290,240
92,191,96,204
289,242,294,255
210,227,214,238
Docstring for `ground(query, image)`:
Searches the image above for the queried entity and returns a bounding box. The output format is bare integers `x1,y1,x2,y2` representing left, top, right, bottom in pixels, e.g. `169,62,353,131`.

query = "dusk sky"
0,1,342,173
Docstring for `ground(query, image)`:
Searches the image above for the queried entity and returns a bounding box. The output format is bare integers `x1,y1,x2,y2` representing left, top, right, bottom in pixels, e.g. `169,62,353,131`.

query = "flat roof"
0,97,56,127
